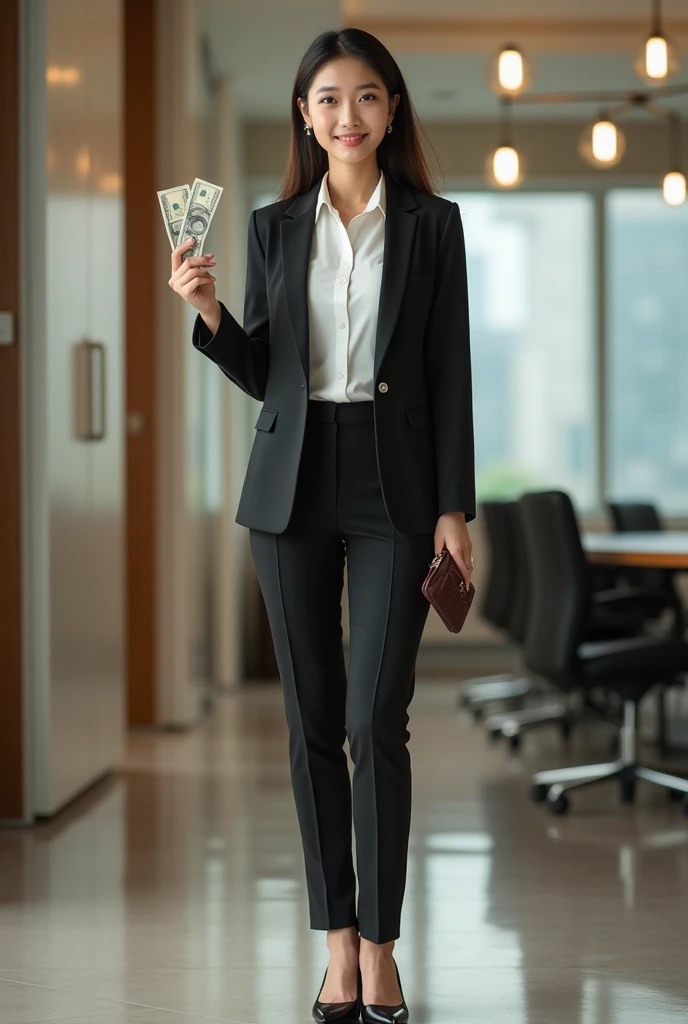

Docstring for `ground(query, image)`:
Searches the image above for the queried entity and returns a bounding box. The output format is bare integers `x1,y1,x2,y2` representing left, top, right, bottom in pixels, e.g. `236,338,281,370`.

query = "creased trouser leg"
248,528,357,931
345,531,433,944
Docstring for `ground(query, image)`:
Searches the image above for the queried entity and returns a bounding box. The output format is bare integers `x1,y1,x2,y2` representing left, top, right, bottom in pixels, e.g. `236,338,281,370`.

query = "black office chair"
458,501,533,717
519,490,688,815
607,501,685,638
608,500,687,753
483,499,657,749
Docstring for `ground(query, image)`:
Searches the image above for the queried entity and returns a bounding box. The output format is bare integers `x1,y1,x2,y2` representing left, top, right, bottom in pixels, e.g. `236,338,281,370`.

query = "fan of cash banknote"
157,177,223,259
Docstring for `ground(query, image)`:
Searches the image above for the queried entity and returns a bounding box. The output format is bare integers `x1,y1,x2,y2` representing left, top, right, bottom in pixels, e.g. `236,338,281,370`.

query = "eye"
318,93,378,103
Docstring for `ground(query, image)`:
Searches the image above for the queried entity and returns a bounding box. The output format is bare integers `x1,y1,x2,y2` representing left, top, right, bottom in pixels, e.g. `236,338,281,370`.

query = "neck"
326,157,381,209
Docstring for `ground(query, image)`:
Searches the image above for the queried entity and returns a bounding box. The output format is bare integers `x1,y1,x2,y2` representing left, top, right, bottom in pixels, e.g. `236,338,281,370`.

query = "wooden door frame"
124,0,158,725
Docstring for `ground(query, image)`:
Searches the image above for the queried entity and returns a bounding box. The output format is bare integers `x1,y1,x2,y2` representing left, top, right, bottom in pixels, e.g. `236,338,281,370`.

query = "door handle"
73,339,106,441
86,341,106,440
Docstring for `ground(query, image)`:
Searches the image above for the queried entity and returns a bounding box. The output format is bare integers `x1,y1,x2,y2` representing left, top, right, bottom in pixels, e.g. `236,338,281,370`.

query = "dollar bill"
176,178,223,260
157,183,190,249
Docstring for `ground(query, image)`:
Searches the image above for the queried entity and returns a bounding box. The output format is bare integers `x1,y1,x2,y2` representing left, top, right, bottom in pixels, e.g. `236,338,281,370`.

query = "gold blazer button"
378,382,389,393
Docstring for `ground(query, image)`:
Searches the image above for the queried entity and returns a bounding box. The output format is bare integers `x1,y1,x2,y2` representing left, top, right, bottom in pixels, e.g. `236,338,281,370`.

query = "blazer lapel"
280,172,420,386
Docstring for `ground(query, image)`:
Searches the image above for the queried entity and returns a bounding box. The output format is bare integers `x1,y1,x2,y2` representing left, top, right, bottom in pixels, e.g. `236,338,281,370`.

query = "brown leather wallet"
421,546,475,633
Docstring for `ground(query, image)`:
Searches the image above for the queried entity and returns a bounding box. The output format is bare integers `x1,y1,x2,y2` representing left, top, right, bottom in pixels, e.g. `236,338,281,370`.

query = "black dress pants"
248,398,435,944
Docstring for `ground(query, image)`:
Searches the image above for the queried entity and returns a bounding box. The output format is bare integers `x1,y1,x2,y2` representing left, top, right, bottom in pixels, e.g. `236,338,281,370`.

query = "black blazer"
192,172,475,535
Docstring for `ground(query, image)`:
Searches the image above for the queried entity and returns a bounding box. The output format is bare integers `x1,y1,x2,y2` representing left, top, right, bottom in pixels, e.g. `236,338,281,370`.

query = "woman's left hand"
434,512,473,588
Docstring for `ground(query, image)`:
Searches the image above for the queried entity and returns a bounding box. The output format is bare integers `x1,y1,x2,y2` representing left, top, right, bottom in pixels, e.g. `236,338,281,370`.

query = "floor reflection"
0,679,687,1022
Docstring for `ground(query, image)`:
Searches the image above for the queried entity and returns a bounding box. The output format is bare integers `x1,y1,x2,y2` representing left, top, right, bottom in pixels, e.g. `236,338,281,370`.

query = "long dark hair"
277,28,441,201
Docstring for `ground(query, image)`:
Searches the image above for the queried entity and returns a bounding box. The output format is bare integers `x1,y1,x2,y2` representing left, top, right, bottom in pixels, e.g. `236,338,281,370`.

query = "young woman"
169,27,475,1024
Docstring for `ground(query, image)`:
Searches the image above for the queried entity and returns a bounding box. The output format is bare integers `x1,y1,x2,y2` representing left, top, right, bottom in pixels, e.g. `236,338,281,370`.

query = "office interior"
1,0,688,1021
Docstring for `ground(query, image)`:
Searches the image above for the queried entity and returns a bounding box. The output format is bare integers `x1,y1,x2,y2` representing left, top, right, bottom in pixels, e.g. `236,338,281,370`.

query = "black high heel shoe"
312,965,362,1023
361,957,409,1024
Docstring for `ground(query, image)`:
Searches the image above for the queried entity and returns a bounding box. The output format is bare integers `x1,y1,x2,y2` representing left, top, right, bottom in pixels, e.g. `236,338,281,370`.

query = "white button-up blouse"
306,168,386,403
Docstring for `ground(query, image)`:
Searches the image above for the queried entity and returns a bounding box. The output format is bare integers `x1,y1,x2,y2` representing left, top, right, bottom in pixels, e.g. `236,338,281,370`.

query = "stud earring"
303,121,312,135
386,122,393,134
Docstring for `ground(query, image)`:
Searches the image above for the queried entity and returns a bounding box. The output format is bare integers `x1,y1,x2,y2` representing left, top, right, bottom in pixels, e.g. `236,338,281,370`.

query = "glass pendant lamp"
578,115,626,168
486,42,533,96
486,98,524,188
633,0,681,83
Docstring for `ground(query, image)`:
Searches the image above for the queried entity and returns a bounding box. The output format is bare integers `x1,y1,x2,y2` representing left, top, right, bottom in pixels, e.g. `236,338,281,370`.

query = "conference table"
582,532,688,570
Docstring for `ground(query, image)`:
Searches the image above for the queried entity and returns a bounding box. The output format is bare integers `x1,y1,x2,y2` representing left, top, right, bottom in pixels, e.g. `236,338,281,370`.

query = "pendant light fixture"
662,112,686,205
485,35,687,199
633,0,681,83
578,114,627,168
486,98,523,188
487,42,532,96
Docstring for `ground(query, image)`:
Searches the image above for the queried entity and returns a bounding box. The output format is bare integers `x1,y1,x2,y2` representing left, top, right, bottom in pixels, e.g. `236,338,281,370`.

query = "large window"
449,192,596,509
606,189,688,514
248,184,688,517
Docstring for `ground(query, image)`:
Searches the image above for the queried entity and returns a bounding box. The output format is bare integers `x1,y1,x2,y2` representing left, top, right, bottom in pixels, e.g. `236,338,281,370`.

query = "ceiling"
345,0,688,16
198,0,688,122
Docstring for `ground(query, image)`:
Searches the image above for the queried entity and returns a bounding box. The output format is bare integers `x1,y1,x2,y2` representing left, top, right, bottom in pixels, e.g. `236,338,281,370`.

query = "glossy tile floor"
2,679,688,1023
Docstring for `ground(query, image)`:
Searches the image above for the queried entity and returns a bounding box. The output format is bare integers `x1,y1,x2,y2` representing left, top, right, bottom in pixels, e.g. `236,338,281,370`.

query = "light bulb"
492,146,520,188
663,171,686,205
633,31,681,83
579,118,626,169
592,121,619,163
486,43,532,96
498,50,524,92
645,35,669,78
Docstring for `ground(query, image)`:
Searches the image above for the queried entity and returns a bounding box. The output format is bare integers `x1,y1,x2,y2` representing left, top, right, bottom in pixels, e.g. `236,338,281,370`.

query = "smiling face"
298,55,399,166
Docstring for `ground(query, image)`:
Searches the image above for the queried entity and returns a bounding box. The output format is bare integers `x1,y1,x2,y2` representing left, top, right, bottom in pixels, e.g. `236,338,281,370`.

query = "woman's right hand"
169,236,219,323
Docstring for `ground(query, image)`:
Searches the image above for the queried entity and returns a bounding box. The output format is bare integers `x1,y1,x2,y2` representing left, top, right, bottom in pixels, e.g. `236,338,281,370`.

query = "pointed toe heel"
361,958,408,1024
312,966,362,1023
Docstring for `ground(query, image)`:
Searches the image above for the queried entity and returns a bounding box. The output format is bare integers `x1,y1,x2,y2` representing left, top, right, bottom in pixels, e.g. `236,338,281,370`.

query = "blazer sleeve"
191,208,269,402
424,201,476,523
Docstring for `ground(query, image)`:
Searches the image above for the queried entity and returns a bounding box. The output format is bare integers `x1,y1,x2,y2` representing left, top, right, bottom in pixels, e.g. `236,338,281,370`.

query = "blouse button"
339,321,346,329
339,276,347,284
378,382,388,393
337,371,344,379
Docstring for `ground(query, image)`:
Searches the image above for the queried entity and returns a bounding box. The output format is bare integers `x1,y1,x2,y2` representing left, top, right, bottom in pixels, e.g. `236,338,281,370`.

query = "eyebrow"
315,82,381,94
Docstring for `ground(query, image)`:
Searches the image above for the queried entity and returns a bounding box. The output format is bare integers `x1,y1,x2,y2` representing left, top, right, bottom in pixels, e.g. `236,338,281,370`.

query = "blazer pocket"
255,406,278,431
406,404,430,429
